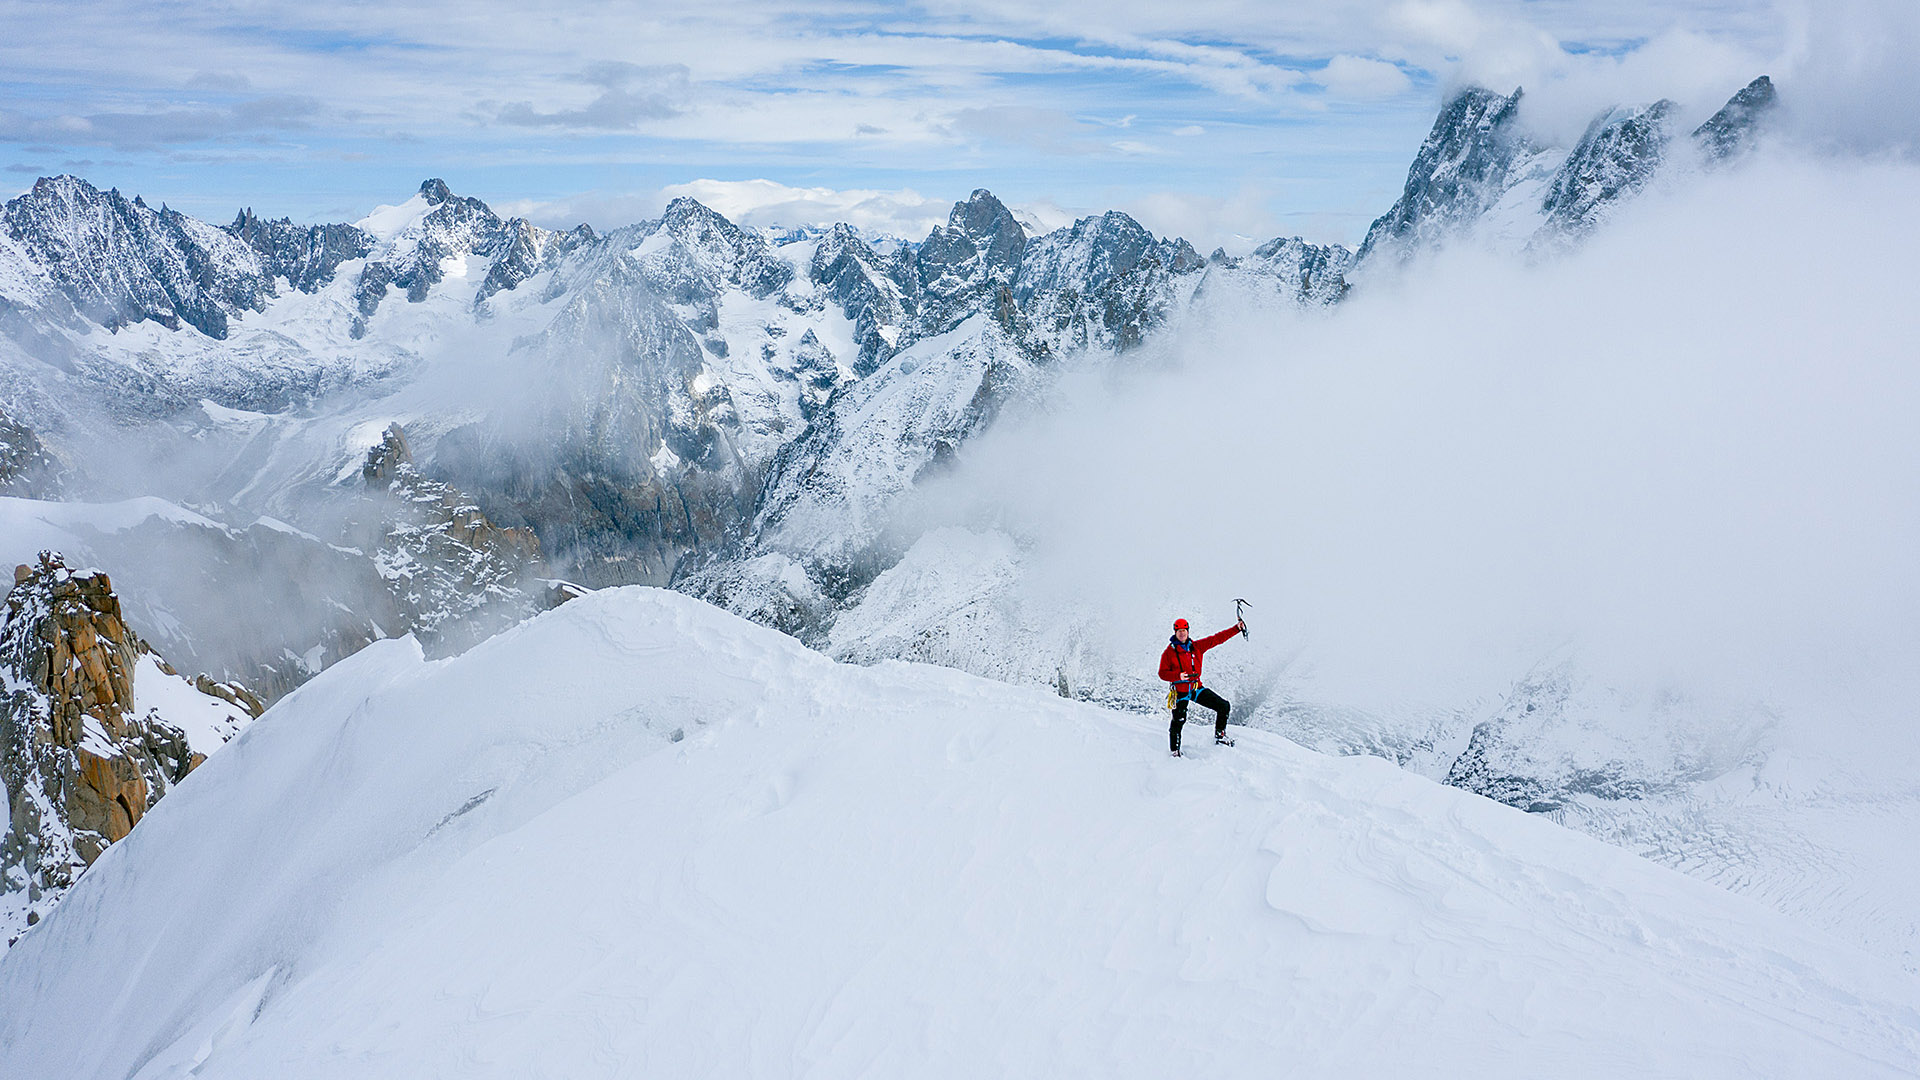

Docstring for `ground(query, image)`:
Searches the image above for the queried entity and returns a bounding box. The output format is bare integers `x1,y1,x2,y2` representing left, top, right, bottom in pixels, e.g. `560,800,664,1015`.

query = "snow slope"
2,589,1915,1078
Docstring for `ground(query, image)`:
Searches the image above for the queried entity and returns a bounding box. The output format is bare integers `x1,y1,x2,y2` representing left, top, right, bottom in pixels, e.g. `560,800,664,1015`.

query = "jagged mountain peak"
652,195,765,259
24,173,104,201
635,195,792,299
418,177,456,204
1356,84,1530,263
2,172,270,339
1533,98,1678,244
223,205,374,295
931,188,1027,272
1694,75,1777,161
1432,84,1526,140
659,195,735,230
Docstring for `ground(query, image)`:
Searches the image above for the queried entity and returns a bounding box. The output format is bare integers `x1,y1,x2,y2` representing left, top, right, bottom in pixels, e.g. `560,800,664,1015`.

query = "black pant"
1170,687,1230,751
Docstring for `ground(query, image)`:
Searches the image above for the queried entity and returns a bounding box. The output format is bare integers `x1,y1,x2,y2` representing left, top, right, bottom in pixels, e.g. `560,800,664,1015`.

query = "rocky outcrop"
225,209,374,293
1357,86,1532,263
1693,75,1777,162
1534,100,1679,246
0,408,64,497
1014,210,1203,353
1,552,259,944
358,425,553,655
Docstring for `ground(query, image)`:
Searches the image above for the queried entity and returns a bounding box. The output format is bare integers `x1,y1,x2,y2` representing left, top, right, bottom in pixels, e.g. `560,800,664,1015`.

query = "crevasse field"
2,588,1915,1078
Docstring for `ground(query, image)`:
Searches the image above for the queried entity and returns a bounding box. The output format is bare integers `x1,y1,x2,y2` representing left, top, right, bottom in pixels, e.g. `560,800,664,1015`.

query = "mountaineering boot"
1171,747,1182,757
1215,732,1234,747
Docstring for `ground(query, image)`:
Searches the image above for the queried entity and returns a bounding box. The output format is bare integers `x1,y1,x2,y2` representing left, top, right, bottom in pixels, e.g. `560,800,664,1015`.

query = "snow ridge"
1,588,1914,1078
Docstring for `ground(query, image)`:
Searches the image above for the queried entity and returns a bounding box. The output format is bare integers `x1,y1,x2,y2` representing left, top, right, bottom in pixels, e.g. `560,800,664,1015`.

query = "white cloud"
1172,124,1206,136
1777,0,1920,152
1120,186,1284,252
1317,55,1413,100
950,150,1920,733
493,191,666,232
661,179,953,238
499,179,959,238
1006,198,1080,235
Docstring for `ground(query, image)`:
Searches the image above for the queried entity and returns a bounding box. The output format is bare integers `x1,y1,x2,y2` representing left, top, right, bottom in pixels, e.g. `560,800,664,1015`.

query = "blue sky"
0,1,1908,247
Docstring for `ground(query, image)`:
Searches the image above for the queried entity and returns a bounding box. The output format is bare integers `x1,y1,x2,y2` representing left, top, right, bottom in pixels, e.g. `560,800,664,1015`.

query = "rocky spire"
1357,86,1531,263
224,208,373,294
1,552,259,944
1693,75,1777,162
913,190,1030,336
1535,99,1678,243
0,409,65,498
358,425,557,656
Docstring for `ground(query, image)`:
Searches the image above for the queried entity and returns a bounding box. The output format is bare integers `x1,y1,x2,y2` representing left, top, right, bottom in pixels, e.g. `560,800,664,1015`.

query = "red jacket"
1159,627,1239,688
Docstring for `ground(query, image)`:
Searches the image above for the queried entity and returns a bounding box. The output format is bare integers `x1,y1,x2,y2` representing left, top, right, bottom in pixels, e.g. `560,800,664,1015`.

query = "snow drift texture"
1,588,1914,1079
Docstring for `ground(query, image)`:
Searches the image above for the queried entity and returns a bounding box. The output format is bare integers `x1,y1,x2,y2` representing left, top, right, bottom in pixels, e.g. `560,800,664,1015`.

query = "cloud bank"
944,149,1920,762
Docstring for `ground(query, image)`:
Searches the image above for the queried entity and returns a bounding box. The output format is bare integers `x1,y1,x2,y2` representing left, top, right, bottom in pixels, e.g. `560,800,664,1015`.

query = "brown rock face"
2,552,243,942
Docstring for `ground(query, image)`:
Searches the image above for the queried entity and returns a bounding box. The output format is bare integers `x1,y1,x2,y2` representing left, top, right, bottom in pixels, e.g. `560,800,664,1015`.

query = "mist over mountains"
10,71,1919,974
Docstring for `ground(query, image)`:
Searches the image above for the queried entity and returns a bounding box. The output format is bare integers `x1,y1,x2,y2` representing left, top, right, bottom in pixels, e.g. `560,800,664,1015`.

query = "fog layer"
953,152,1920,758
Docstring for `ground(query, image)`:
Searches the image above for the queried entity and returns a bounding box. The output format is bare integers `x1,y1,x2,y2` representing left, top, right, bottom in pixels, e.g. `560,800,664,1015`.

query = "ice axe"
1234,597,1251,637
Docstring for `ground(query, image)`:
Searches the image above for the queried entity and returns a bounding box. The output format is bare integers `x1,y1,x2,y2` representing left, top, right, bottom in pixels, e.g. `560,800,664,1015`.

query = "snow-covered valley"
2,588,1915,1079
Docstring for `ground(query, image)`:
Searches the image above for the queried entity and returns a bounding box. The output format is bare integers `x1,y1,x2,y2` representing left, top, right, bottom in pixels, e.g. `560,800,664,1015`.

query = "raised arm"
1194,625,1242,654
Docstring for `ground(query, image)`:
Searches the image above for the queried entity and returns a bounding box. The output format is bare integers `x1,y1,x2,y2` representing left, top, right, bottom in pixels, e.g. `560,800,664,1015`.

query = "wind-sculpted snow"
1,588,1915,1078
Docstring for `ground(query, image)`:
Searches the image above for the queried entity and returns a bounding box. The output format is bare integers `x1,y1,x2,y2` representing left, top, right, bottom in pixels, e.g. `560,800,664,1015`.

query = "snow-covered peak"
1,173,271,338
1534,98,1678,243
1016,210,1176,301
939,188,1027,271
353,193,433,243
1356,85,1531,264
1693,75,1777,161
